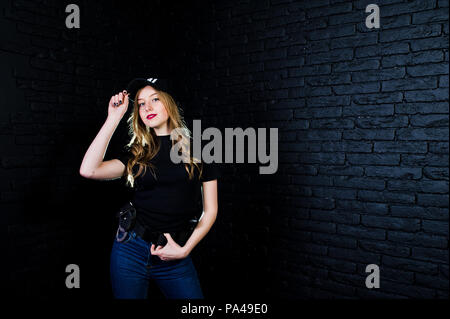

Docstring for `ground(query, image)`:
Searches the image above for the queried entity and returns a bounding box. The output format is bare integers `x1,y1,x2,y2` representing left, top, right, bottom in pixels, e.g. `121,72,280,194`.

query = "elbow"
79,167,93,179
204,207,218,221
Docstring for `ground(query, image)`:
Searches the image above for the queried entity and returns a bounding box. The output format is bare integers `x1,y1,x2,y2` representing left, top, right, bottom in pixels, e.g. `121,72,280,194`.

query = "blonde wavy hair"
122,86,203,188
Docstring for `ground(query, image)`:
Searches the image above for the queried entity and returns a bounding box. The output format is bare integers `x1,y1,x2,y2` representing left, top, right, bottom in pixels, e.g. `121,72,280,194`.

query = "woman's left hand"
151,233,188,261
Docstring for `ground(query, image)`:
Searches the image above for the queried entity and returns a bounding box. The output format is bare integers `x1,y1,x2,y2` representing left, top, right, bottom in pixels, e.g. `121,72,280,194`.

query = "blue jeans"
110,228,204,299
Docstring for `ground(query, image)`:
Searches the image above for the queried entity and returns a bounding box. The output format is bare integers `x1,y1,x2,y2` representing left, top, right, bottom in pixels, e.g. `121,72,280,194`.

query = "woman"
79,77,220,299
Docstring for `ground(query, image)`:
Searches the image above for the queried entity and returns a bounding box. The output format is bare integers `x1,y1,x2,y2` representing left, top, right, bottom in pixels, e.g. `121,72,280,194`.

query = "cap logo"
147,77,158,83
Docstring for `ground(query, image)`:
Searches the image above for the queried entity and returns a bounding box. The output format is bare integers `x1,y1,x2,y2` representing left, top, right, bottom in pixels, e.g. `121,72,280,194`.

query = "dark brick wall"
1,0,448,299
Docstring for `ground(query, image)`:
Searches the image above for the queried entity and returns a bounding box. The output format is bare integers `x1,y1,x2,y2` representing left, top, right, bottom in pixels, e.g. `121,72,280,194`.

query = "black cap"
126,77,172,103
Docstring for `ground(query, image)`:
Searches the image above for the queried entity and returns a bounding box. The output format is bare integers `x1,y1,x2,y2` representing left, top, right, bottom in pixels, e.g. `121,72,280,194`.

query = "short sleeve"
116,146,132,167
200,161,222,182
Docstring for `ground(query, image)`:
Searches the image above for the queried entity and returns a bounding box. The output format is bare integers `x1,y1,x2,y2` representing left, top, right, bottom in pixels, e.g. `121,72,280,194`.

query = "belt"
132,221,162,244
131,219,197,247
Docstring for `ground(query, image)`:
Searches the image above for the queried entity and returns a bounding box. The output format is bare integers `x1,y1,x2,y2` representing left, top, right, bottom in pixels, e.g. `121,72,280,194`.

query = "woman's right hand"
107,90,129,121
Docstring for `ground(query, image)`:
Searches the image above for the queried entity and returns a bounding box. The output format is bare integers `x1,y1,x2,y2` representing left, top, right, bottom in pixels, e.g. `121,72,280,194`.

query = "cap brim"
126,77,171,103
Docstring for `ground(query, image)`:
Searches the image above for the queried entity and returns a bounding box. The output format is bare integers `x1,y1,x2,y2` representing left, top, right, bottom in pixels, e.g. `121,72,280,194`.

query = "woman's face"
137,86,170,132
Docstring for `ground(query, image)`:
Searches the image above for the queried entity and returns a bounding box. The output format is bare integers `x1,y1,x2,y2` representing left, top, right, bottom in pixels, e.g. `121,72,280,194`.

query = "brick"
402,154,449,167
423,167,449,180
410,36,449,51
306,73,350,86
382,255,439,274
388,231,448,249
397,128,449,141
344,104,394,116
382,77,437,92
309,25,355,40
388,179,448,193
308,48,353,65
412,8,449,24
306,95,350,107
440,75,449,87
321,141,372,152
334,82,380,95
361,215,421,232
404,88,449,102
376,0,437,16
417,193,449,207
329,10,364,25
380,12,412,28
337,224,386,240
355,116,408,128
407,63,449,77
289,64,331,77
355,43,409,58
365,166,422,180
410,114,449,127
380,25,441,42
334,177,386,191
343,128,395,141
295,107,341,119
333,59,379,72
383,51,444,68
358,190,415,204
319,165,364,176
307,2,352,18
353,92,403,104
352,67,405,82
358,240,410,258
330,33,378,49
395,102,449,114
297,129,342,141
412,247,449,263
310,118,354,129
310,208,359,223
347,154,400,165
422,220,450,236
374,141,427,153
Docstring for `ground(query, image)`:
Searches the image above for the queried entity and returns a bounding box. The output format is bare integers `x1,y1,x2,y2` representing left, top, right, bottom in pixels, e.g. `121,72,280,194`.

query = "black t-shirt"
116,134,221,232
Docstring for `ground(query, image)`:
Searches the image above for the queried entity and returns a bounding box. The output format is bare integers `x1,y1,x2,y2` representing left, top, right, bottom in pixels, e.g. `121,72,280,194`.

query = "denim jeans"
110,228,204,299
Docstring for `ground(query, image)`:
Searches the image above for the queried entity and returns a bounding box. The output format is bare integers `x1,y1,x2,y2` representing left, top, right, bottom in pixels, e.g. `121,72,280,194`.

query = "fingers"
150,244,163,254
111,91,128,107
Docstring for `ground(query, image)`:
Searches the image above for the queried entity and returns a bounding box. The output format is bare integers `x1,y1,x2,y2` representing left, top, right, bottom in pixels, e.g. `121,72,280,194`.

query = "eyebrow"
137,93,158,101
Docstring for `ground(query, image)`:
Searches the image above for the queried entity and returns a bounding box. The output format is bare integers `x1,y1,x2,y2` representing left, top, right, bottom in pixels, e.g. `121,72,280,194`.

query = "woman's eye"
138,103,145,107
152,98,159,102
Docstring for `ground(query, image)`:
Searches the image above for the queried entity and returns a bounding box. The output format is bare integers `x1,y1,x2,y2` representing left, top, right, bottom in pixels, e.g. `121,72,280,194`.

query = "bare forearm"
79,117,121,177
183,209,217,255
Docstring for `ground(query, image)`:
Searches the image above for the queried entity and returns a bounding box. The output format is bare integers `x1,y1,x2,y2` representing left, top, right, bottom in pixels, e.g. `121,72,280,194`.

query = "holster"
116,201,137,231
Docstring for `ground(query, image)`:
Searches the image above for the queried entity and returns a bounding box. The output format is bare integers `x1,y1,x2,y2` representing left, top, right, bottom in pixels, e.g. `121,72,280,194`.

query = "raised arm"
79,90,129,180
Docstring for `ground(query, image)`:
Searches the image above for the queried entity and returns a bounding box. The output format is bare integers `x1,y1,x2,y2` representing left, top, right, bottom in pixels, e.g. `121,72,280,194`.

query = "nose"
144,103,153,112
